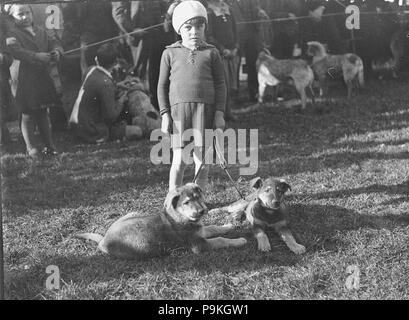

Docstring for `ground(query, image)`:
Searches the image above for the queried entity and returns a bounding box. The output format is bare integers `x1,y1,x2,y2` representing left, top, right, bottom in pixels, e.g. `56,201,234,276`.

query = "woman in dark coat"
6,4,62,157
207,0,239,121
0,9,13,146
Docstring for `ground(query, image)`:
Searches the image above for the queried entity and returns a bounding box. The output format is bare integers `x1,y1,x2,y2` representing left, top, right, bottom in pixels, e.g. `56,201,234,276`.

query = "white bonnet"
172,1,208,34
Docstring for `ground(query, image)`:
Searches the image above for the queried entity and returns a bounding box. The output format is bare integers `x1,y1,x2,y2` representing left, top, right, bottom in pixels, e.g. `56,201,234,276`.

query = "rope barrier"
4,2,408,58
62,9,409,56
63,22,165,55
236,9,409,25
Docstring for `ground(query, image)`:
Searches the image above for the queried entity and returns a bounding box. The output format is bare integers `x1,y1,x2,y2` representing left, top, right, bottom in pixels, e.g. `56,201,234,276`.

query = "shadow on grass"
258,150,409,177
1,140,170,215
304,181,409,205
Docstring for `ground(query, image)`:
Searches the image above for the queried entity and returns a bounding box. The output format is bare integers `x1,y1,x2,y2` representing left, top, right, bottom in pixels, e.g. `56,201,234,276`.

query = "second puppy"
212,177,306,255
243,177,306,254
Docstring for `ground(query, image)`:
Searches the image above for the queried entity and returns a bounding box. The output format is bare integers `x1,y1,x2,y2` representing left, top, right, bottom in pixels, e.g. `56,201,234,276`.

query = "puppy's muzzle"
270,200,280,210
190,205,208,221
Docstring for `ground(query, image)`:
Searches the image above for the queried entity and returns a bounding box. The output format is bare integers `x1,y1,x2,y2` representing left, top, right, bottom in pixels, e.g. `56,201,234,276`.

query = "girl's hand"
213,110,225,130
35,52,51,64
161,113,173,135
6,37,17,46
50,49,61,62
223,49,232,59
258,8,270,20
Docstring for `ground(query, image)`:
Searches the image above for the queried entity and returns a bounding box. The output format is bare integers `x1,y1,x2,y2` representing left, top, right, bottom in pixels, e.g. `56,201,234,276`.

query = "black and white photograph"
0,0,409,303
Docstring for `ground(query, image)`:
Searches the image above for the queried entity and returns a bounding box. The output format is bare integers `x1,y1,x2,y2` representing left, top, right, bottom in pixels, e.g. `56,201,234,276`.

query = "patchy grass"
2,79,409,300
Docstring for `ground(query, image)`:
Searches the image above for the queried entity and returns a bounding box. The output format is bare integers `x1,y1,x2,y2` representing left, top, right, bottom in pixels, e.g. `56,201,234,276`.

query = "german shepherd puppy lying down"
211,177,306,255
76,183,247,259
307,41,364,99
256,49,315,109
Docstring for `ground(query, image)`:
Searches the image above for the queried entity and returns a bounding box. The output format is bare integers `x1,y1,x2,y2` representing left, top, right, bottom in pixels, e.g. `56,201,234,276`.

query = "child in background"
6,4,62,157
157,0,226,192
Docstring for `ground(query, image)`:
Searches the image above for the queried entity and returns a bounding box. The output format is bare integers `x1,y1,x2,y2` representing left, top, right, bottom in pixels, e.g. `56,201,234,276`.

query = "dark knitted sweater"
157,41,226,115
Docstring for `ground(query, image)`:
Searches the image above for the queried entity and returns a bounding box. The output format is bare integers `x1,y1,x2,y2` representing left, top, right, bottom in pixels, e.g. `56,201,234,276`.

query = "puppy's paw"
229,210,245,222
222,223,235,232
235,237,247,247
290,244,306,255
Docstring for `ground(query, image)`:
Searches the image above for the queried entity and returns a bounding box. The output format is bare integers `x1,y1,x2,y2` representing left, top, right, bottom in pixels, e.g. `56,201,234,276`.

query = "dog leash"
192,142,214,185
192,134,245,200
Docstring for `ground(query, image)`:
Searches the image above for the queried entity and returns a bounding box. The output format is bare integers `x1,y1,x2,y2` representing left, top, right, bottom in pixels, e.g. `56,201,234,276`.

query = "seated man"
69,43,142,144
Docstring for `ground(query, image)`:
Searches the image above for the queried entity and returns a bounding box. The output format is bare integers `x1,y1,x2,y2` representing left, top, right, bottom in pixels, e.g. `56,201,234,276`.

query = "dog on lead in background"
211,177,306,255
76,183,247,260
256,49,315,110
306,41,364,99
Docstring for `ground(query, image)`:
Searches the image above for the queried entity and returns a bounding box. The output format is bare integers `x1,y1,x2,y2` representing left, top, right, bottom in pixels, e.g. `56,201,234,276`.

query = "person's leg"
80,33,95,75
20,112,38,155
192,103,214,192
244,39,259,101
34,109,57,153
0,80,12,145
0,106,11,145
148,39,165,112
222,58,237,122
193,146,209,192
131,38,149,82
0,119,11,146
169,147,187,192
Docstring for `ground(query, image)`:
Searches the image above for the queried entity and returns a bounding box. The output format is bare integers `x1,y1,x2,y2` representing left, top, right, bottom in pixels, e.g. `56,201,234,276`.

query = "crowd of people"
0,0,408,160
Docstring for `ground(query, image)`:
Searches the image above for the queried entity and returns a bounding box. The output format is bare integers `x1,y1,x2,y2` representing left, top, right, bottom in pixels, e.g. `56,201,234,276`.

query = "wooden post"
0,155,4,300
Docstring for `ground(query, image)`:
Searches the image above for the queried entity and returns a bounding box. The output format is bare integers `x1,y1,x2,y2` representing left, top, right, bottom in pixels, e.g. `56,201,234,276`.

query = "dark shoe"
42,147,59,156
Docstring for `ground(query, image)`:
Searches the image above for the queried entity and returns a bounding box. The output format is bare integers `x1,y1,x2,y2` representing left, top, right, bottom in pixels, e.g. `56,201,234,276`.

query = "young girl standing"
6,4,62,157
157,0,226,192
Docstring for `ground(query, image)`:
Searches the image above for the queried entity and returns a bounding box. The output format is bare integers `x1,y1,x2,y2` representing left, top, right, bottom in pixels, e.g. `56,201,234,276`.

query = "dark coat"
72,67,123,143
300,15,345,55
112,0,168,49
61,1,118,55
0,13,13,109
7,24,62,113
0,13,13,78
228,0,263,40
112,1,170,110
207,1,239,52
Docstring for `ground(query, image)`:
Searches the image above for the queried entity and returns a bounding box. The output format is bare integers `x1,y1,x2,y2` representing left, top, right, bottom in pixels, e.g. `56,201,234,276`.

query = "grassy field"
2,78,409,300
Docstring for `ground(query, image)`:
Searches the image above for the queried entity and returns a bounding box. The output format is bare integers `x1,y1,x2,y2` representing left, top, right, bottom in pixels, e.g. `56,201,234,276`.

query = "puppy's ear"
186,183,203,197
164,189,180,210
279,179,292,192
192,183,203,195
249,177,263,190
